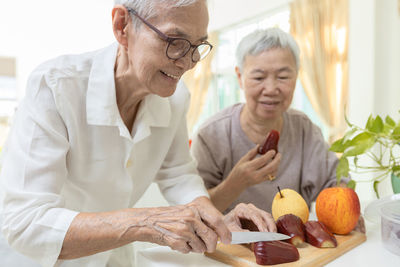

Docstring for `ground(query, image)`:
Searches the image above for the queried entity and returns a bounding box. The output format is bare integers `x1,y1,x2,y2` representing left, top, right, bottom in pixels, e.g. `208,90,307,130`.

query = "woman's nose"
174,51,196,71
262,78,279,95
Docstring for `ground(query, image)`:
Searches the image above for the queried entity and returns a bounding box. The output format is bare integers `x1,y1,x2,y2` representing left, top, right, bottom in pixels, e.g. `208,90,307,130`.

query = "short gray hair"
114,0,204,28
236,28,300,71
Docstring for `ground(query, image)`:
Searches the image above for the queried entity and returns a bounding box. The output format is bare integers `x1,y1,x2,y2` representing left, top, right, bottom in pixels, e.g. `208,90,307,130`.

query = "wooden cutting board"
205,231,366,267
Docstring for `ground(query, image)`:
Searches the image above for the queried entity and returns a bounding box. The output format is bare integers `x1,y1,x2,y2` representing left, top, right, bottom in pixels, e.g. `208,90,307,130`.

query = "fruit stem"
278,186,283,198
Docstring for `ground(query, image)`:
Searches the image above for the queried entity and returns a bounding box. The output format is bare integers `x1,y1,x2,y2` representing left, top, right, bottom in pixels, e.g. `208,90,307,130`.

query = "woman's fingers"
261,211,277,232
146,199,277,254
226,223,243,232
248,150,277,170
239,152,281,185
224,203,276,233
162,234,192,254
187,205,218,252
191,197,231,248
242,145,261,161
151,216,207,253
249,205,276,232
231,149,280,187
141,205,214,254
254,152,281,181
192,219,218,252
146,197,231,254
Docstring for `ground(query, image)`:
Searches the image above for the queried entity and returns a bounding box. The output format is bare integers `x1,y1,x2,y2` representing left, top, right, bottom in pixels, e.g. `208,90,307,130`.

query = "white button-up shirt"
0,43,208,267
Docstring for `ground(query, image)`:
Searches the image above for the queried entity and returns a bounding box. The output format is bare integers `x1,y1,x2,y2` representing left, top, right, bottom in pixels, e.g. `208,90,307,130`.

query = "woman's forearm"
59,200,231,259
59,208,152,259
208,176,246,213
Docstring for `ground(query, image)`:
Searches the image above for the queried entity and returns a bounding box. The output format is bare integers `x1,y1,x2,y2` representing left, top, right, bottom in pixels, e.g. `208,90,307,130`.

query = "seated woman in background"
191,28,343,214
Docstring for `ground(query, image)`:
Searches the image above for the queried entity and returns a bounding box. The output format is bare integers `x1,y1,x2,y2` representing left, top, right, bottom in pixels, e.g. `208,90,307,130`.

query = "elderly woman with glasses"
0,1,276,266
191,28,346,215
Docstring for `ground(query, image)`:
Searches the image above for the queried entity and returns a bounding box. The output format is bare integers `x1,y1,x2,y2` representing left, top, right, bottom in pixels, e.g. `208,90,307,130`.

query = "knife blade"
230,231,291,244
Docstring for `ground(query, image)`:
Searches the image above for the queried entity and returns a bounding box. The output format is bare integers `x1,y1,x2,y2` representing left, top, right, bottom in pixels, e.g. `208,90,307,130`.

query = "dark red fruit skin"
239,218,259,250
258,130,280,154
304,221,338,248
253,240,300,265
276,214,305,246
240,218,300,265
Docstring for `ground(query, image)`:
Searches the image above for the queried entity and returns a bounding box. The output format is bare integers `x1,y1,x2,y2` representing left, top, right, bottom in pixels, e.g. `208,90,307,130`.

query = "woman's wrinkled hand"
140,196,230,254
223,203,276,233
229,145,281,188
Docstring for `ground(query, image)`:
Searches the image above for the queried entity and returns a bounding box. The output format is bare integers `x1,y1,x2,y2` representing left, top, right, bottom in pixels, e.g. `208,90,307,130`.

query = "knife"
230,231,291,244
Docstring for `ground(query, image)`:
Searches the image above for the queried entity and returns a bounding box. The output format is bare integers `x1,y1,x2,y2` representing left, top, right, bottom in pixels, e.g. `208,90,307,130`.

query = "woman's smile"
259,99,280,107
160,70,180,80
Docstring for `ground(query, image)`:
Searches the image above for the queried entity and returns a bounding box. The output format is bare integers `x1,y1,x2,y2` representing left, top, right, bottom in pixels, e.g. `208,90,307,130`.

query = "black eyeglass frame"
125,7,213,62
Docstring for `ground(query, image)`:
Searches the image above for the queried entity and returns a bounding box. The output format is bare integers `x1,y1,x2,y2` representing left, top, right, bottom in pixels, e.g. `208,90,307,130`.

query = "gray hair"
236,28,300,71
114,0,204,28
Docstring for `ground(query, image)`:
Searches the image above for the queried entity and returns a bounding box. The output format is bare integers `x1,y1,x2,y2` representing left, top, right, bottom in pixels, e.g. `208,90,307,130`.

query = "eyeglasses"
126,7,213,62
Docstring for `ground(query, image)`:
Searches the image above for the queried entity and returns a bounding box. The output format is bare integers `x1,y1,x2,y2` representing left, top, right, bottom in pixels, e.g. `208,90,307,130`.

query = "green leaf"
347,180,356,190
392,126,400,141
373,180,380,199
385,116,396,127
330,128,357,153
330,138,346,152
352,132,374,144
336,157,349,185
343,132,375,157
365,115,374,130
343,127,358,142
383,123,392,135
370,115,384,133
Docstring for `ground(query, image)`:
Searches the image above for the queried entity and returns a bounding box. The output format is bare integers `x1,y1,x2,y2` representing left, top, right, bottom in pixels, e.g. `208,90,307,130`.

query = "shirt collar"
86,42,171,140
86,42,119,126
141,93,171,128
132,93,171,143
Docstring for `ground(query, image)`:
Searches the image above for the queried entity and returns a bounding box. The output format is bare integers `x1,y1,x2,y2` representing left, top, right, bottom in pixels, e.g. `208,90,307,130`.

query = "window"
192,8,328,139
0,56,17,147
0,57,17,116
0,76,17,116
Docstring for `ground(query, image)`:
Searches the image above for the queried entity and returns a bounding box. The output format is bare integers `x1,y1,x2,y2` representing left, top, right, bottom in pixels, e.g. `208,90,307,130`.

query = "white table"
325,221,399,266
135,220,400,267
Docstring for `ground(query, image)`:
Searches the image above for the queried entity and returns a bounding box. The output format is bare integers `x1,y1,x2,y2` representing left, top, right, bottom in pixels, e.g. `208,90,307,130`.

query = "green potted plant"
329,113,400,198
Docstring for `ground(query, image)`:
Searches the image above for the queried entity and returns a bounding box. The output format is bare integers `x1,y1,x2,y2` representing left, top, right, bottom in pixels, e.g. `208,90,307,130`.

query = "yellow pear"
272,188,309,223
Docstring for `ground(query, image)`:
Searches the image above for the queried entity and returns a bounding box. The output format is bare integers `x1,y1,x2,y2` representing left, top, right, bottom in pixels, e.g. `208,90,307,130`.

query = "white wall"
348,0,376,126
208,0,292,30
348,0,400,203
0,0,115,99
349,0,400,124
374,0,400,117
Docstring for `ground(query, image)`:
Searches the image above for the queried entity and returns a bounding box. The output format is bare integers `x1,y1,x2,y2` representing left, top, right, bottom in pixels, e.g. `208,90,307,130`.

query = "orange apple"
315,187,360,235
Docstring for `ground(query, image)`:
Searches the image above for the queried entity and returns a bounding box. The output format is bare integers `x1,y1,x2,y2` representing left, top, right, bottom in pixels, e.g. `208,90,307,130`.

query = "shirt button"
126,159,132,168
